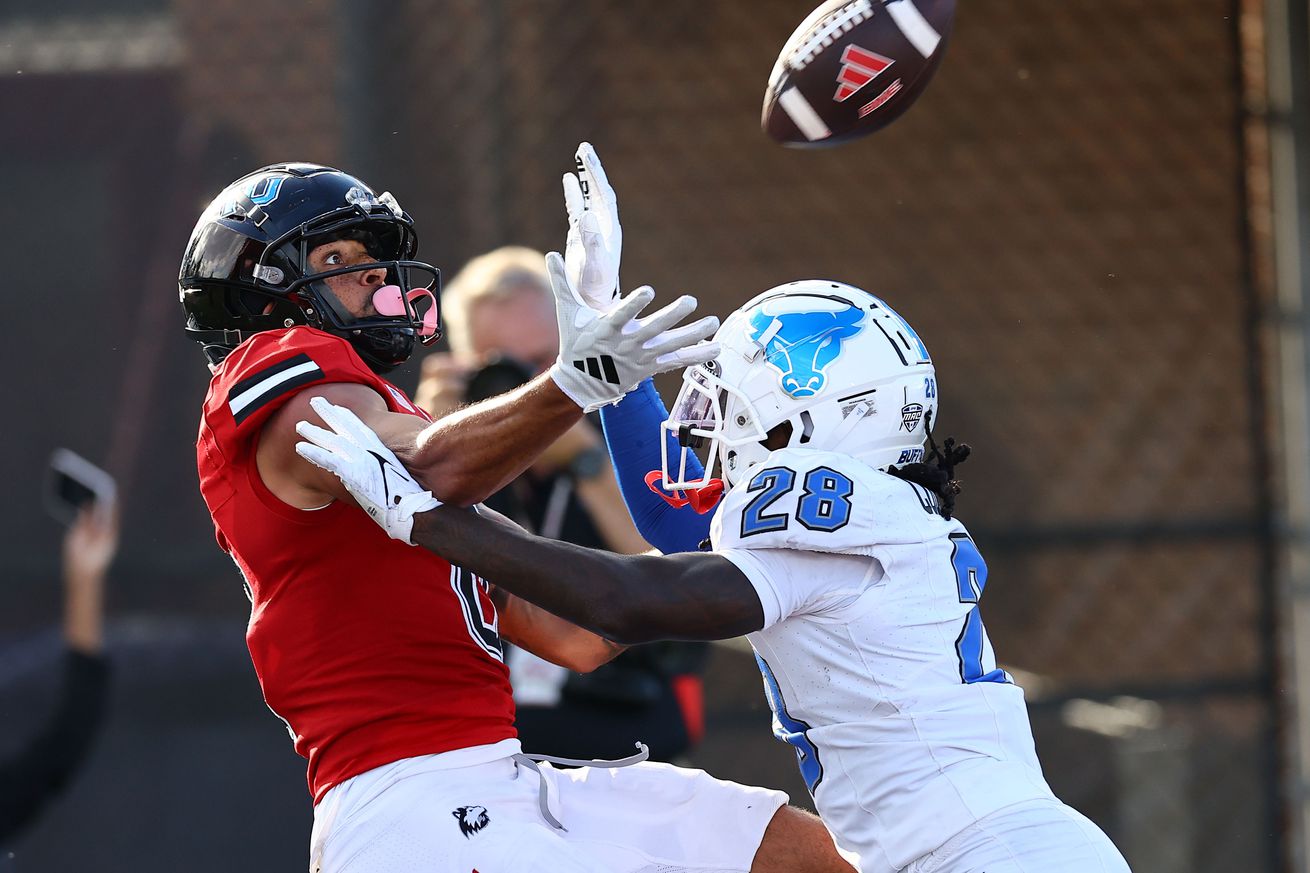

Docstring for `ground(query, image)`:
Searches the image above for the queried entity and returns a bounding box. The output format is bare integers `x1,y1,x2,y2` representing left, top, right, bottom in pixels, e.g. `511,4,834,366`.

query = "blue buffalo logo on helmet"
748,301,864,398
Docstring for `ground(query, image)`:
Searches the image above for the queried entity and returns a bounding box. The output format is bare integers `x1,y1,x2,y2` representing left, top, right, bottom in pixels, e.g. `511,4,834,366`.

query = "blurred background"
2,0,1309,870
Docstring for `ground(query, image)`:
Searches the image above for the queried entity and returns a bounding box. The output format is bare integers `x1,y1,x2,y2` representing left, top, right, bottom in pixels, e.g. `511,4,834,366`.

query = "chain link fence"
0,0,1282,870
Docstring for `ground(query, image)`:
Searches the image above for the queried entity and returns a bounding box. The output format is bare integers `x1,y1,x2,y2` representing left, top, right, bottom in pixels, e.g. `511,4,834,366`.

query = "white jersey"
711,447,1056,873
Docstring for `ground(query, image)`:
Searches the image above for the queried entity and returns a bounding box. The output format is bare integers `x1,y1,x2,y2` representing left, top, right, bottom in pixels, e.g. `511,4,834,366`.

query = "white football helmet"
662,280,937,490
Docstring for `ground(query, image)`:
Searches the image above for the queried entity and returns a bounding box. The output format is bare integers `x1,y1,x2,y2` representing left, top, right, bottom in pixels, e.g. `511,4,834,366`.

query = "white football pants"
308,748,787,873
904,798,1132,873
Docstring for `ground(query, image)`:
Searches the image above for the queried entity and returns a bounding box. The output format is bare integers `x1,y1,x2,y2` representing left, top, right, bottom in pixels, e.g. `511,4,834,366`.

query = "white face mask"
661,364,768,491
661,367,722,491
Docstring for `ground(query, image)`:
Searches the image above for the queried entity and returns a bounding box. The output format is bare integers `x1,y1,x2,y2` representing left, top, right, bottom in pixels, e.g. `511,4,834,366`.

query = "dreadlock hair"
884,409,971,520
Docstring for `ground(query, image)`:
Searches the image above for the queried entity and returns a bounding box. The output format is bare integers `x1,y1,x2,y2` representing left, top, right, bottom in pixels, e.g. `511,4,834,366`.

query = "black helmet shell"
179,163,440,373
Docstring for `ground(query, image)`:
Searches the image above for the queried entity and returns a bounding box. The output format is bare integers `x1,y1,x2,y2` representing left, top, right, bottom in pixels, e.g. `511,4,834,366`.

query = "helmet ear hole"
763,420,793,451
234,289,303,325
235,289,270,317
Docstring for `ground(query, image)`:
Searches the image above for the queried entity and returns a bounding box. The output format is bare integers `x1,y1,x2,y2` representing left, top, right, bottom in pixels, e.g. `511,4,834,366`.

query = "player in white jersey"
294,276,1132,873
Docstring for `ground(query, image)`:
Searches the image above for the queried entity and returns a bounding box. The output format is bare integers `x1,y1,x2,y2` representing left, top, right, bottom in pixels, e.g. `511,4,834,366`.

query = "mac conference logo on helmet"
748,301,864,398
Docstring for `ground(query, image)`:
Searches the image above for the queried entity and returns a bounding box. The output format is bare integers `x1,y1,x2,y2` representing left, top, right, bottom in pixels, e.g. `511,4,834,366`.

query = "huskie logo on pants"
453,805,490,837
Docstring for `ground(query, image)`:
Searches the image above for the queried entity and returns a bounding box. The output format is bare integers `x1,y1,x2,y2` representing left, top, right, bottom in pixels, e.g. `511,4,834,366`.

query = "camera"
464,355,535,404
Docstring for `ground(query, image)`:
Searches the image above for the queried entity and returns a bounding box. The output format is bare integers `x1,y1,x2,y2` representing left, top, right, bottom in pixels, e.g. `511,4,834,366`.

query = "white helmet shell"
662,280,937,490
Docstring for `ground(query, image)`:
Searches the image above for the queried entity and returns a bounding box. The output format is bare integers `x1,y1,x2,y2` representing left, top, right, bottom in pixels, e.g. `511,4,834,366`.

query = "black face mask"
289,253,442,375
347,325,418,375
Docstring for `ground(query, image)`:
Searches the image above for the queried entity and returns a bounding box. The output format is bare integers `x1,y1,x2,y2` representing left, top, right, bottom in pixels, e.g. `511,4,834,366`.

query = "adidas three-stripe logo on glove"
546,252,720,413
572,355,620,385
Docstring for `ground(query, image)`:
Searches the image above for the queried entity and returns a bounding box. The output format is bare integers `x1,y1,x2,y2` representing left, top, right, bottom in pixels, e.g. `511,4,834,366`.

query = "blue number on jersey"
742,466,855,537
796,467,854,532
755,653,823,794
740,467,796,537
949,532,1009,684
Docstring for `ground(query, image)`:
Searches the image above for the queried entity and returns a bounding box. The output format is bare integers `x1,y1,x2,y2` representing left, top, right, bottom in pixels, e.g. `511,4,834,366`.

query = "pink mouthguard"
373,285,438,337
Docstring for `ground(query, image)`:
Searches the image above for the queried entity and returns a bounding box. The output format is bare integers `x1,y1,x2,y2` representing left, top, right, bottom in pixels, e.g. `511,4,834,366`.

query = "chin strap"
644,471,724,514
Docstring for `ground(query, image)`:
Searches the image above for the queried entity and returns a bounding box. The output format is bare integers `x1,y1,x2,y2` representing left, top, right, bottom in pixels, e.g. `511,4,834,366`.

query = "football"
762,0,956,147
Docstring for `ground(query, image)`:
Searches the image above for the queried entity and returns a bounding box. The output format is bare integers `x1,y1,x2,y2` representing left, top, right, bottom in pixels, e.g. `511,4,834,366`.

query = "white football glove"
545,253,721,413
294,396,440,545
563,142,622,312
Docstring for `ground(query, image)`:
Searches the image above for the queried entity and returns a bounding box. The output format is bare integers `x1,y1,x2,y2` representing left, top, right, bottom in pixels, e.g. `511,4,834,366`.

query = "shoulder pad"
210,327,376,432
710,447,951,555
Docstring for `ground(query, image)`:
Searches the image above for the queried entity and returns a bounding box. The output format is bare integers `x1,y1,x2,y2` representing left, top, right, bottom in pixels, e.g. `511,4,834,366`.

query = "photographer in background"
1,496,116,845
415,246,708,762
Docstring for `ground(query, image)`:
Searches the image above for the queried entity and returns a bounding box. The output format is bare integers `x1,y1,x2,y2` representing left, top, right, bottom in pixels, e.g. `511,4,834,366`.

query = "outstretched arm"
263,252,718,508
493,584,627,672
260,376,580,508
477,503,629,671
410,504,764,645
599,378,713,553
566,141,715,551
404,373,582,504
292,396,762,645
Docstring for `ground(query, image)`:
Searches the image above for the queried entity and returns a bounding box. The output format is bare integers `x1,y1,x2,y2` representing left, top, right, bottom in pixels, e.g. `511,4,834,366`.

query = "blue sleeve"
599,379,713,555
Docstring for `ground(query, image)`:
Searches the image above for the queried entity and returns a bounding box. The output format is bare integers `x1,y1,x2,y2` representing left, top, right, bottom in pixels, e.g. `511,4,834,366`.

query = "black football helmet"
179,162,441,373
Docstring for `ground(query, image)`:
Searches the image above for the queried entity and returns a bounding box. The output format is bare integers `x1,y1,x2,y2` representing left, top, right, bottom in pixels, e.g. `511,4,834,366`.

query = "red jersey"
196,327,516,802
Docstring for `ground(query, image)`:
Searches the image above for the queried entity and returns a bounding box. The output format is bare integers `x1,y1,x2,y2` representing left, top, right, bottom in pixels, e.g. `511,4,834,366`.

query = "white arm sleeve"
719,547,872,631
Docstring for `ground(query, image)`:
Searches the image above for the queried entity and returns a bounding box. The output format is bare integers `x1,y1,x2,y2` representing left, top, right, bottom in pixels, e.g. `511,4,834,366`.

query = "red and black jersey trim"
227,353,326,425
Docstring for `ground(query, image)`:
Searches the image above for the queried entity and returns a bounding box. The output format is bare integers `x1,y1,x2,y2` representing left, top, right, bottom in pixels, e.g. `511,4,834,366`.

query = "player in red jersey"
180,154,856,873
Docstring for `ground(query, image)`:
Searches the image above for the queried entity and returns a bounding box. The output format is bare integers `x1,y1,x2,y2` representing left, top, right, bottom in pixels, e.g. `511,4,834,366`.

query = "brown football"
762,0,956,147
